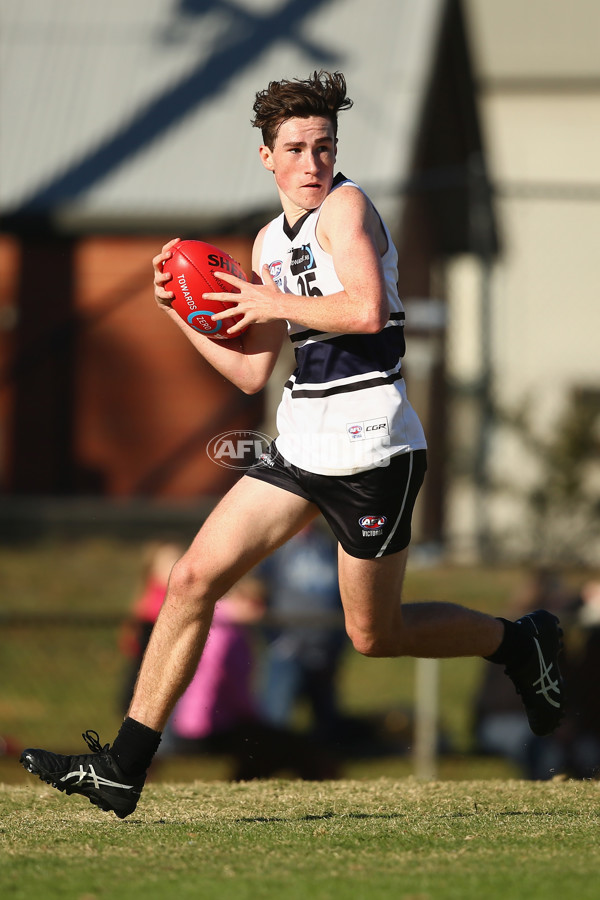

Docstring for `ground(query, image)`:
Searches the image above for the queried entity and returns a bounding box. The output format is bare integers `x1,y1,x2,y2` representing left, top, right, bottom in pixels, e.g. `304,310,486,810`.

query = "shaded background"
1,0,493,550
1,0,598,562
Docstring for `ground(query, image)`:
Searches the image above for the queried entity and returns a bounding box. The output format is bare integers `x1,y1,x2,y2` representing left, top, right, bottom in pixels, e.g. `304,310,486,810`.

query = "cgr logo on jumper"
290,243,315,275
347,417,389,442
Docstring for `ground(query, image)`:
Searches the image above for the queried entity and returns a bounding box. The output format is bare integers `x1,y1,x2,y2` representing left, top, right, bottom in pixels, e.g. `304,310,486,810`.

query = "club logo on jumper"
269,260,283,281
290,243,316,275
347,417,389,442
207,430,273,470
359,515,387,537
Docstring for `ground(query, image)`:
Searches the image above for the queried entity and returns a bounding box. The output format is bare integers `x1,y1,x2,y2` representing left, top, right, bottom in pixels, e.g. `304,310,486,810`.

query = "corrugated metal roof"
0,0,446,232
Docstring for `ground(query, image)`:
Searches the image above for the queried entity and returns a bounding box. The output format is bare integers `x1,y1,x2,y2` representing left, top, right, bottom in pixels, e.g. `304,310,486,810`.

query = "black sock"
485,617,532,667
111,717,162,775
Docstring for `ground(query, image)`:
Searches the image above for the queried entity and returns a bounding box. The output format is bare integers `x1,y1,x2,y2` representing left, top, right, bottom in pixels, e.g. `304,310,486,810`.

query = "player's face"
259,116,337,219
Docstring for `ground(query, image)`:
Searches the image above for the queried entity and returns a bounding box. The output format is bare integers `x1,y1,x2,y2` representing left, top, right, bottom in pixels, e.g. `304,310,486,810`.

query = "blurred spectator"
258,522,348,745
160,576,338,780
120,542,337,779
554,579,600,778
472,567,600,779
505,567,574,619
0,734,21,758
119,540,183,713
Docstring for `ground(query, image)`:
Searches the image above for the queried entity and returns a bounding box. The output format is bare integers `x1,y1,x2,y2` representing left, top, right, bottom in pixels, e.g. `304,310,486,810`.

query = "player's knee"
167,556,212,608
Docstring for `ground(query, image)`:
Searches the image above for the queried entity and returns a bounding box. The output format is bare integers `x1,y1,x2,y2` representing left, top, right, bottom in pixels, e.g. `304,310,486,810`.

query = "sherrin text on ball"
162,240,248,340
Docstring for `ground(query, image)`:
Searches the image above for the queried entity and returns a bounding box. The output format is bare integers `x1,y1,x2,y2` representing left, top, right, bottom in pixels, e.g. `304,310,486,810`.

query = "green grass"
2,778,600,899
0,538,145,615
2,541,597,896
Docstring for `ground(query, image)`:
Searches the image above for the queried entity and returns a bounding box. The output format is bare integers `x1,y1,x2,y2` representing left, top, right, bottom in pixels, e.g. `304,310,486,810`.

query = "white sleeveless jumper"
259,175,427,476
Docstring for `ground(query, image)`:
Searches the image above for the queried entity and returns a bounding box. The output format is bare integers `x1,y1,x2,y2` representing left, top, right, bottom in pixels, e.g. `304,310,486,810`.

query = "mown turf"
2,778,599,899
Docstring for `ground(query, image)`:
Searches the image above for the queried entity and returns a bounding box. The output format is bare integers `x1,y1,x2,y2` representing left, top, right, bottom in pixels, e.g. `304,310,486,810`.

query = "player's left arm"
316,185,390,332
207,187,390,335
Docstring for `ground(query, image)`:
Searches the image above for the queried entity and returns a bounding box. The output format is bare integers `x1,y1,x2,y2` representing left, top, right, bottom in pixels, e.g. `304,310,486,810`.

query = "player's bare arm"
207,187,389,336
152,239,286,394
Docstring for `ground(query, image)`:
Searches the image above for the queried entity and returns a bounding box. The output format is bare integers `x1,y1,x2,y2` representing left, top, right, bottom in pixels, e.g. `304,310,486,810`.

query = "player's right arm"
152,236,287,395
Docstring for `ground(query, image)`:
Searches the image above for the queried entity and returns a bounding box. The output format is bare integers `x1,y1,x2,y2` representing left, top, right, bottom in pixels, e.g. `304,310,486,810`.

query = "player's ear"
259,145,275,172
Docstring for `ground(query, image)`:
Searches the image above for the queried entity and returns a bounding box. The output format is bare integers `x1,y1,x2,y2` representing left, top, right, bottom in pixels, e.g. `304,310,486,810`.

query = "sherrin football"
162,240,249,340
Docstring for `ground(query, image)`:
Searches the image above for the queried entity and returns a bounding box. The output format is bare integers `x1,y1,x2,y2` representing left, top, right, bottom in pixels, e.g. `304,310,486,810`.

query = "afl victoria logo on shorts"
359,515,387,537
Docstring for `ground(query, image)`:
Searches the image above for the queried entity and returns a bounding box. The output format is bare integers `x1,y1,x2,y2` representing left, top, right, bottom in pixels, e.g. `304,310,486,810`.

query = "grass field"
2,540,599,898
2,777,600,899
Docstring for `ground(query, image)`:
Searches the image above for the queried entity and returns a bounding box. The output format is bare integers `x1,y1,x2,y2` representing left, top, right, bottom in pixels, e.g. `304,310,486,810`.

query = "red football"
162,240,248,340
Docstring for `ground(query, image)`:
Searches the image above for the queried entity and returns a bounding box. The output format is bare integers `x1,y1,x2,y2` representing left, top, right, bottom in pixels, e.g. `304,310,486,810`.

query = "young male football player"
21,71,564,817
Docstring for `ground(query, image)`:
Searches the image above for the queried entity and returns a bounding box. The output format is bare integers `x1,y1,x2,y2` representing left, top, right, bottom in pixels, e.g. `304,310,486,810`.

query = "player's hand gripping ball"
162,240,249,339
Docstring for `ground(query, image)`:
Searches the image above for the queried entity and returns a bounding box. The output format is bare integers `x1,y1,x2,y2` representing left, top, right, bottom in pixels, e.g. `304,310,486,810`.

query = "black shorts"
245,443,427,559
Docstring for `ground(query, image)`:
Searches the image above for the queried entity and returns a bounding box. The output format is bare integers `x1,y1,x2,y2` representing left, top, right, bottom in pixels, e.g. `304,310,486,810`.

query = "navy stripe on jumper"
284,369,404,400
291,327,406,386
290,311,405,346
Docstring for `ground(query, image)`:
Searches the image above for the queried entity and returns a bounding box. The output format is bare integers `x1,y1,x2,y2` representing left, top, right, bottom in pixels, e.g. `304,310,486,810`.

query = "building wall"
445,0,600,561
0,222,448,544
0,234,261,499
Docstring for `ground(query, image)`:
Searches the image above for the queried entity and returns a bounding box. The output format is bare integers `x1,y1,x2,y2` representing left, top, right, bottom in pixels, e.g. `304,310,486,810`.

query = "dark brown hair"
252,70,353,149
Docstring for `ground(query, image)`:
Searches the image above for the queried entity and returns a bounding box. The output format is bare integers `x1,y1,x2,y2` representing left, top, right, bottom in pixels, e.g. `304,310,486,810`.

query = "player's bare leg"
129,476,319,731
20,477,318,817
337,545,564,736
336,545,504,659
